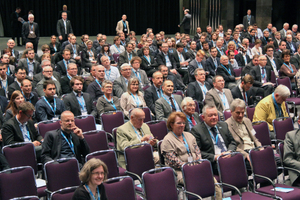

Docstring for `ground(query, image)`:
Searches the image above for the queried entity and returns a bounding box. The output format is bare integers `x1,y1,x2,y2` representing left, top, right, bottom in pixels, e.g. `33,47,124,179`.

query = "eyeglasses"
92,172,105,176
24,112,33,118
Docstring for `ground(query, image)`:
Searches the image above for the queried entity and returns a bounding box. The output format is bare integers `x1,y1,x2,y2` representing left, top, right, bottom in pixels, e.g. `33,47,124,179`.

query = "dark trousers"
177,68,189,85
26,38,38,53
184,28,190,34
11,26,21,45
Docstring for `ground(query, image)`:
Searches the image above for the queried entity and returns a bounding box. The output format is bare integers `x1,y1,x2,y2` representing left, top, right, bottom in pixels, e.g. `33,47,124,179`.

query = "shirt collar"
15,116,27,126
73,91,83,97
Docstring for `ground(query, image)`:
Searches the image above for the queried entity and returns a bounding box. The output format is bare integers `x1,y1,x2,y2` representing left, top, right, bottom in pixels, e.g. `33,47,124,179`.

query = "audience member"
130,56,150,88
144,71,163,114
21,79,39,105
216,55,240,89
60,63,79,95
85,64,97,87
22,14,39,53
280,49,297,89
109,36,125,55
86,65,105,101
181,97,201,131
8,66,27,99
4,90,24,122
57,11,73,44
113,63,135,98
0,63,14,97
231,75,256,106
140,46,158,77
118,43,137,67
101,56,120,82
17,48,41,79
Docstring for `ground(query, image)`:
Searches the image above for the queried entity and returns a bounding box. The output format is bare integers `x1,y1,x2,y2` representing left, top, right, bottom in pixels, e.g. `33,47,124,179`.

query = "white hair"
28,14,34,18
181,97,194,110
274,84,290,97
120,63,131,71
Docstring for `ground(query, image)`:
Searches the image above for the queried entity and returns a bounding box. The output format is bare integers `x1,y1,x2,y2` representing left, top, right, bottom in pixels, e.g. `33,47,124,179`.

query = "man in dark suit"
57,12,73,44
21,14,39,53
10,7,22,46
216,55,240,89
250,55,274,96
188,50,208,82
58,5,71,21
159,65,185,91
87,65,105,101
274,41,286,60
235,44,251,67
216,40,226,58
2,102,43,158
0,63,14,97
17,48,41,79
231,75,256,106
21,79,39,106
8,66,27,99
279,23,289,40
65,35,81,66
185,41,197,60
145,71,163,114
205,47,220,77
181,97,201,131
118,43,137,67
56,49,74,76
193,27,202,41
33,61,61,88
241,55,259,77
291,45,300,69
2,39,20,60
63,76,96,118
172,42,189,84
265,44,280,77
243,9,255,30
49,35,61,59
286,35,297,55
178,9,191,34
186,68,211,111
155,80,183,122
191,105,237,174
196,35,206,51
156,43,177,73
60,63,78,95
41,111,90,166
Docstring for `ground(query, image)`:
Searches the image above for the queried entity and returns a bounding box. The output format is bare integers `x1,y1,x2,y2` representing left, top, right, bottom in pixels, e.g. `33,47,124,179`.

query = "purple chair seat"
230,192,272,199
37,186,47,198
286,97,300,104
119,167,126,176
256,184,300,199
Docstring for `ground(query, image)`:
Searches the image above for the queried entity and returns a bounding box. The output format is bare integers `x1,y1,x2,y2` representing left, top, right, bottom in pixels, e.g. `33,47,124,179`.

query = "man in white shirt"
100,56,120,82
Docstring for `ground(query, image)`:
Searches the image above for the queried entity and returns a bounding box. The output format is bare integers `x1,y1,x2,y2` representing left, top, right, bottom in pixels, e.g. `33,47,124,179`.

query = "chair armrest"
125,170,142,183
184,190,203,200
253,174,276,197
220,182,242,198
283,166,300,174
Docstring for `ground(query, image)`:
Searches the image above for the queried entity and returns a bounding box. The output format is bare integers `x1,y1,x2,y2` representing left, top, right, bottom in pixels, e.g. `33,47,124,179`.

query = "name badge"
53,115,59,120
81,111,88,116
215,147,221,155
188,155,193,162
124,29,127,32
30,31,34,34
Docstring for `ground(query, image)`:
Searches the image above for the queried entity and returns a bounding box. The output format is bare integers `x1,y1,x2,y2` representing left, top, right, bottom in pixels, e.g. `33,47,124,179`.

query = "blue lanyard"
61,131,75,154
219,92,226,108
156,88,163,98
272,93,282,117
67,73,72,80
131,124,144,141
122,21,127,28
6,66,10,75
284,63,294,73
104,95,117,110
196,61,203,69
105,69,111,80
63,59,68,71
198,82,207,95
12,49,15,57
261,67,266,79
77,95,85,111
207,126,220,144
186,117,194,128
131,93,141,107
85,184,100,200
221,64,231,75
132,69,141,82
43,97,56,115
114,44,121,53
54,45,57,52
128,53,132,61
1,79,7,92
20,125,31,141
172,132,190,154
72,45,76,54
26,58,34,72
243,55,247,65
104,52,110,60
217,48,222,55
143,55,151,63
21,90,32,103
163,95,177,110
88,50,94,57
120,40,125,46
95,79,102,88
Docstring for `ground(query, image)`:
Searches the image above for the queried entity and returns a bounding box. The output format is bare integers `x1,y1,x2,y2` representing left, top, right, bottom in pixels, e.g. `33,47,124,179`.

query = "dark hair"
281,49,291,59
15,66,27,74
242,74,254,84
43,80,56,90
264,44,275,52
70,76,84,87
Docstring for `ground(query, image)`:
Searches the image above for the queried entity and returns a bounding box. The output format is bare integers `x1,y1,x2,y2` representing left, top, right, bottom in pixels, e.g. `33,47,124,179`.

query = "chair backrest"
44,158,80,192
278,142,284,163
86,150,120,179
277,77,293,94
75,115,96,132
157,140,165,166
37,120,61,138
194,100,200,114
104,176,137,200
10,196,40,200
273,117,294,141
233,67,242,77
246,106,255,121
2,142,38,174
142,167,178,200
83,130,109,153
129,107,152,123
112,127,118,147
124,143,154,178
249,146,278,184
217,153,248,190
0,166,37,200
113,53,120,63
223,109,232,120
271,70,276,84
50,186,78,200
252,121,272,146
182,160,215,199
173,90,184,98
101,111,124,134
146,120,168,140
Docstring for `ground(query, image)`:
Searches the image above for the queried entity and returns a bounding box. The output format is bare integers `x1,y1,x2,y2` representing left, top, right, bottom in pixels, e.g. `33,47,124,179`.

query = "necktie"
157,89,161,98
213,59,217,68
261,67,266,83
243,92,247,105
211,127,226,152
169,97,176,112
191,116,196,126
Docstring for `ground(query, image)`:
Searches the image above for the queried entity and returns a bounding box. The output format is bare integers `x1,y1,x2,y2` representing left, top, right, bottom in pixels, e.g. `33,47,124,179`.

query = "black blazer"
22,22,39,41
185,49,197,60
286,41,297,54
63,92,97,117
179,14,191,30
243,15,255,29
186,81,211,110
205,57,220,76
184,112,201,131
250,65,272,87
24,92,39,106
140,55,158,74
188,59,207,82
56,60,75,76
216,64,236,88
8,82,21,99
41,129,90,165
235,53,251,67
81,48,97,69
60,76,72,95
266,56,281,71
231,86,255,106
241,61,255,77
49,42,61,55
2,117,43,146
144,85,161,114
191,121,237,163
56,19,73,41
156,51,177,69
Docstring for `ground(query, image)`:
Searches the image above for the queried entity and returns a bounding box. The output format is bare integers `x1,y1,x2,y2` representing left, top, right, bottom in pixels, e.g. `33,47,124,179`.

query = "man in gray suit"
57,12,73,44
17,48,41,80
155,80,183,122
21,14,39,53
181,97,201,131
118,43,137,67
113,63,132,98
205,75,233,120
130,56,150,88
279,23,289,40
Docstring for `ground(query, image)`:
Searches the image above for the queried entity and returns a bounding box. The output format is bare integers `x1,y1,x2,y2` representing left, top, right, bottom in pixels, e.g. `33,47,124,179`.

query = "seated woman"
251,39,263,56
96,80,122,115
225,41,238,55
120,77,146,118
72,158,108,200
81,40,97,72
4,91,25,122
98,44,116,66
140,46,158,77
161,112,222,199
280,49,297,89
137,34,147,49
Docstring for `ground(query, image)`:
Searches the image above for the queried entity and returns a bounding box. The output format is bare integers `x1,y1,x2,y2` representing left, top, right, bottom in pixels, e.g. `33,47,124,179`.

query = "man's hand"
149,138,157,146
140,135,151,142
170,69,177,74
72,126,84,139
75,56,81,60
32,141,41,146
178,25,180,27
180,61,189,66
235,77,241,80
59,36,63,40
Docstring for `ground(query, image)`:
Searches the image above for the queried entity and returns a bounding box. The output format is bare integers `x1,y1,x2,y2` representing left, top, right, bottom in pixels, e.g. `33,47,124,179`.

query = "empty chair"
223,109,232,120
104,176,138,200
273,117,294,141
101,111,124,134
37,119,61,138
0,166,38,200
50,186,78,200
146,120,168,140
83,130,109,153
250,146,300,199
142,167,178,200
246,106,255,121
75,115,96,132
252,121,272,146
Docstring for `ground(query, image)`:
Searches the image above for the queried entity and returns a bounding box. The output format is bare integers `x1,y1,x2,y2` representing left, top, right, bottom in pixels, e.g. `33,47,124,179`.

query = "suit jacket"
81,48,97,69
241,61,255,77
86,80,104,101
184,112,201,131
205,88,233,118
0,75,14,90
22,22,39,41
186,81,211,110
155,94,183,122
243,15,255,29
130,69,150,87
186,49,197,60
286,41,297,54
65,43,80,58
193,33,201,42
118,51,137,67
188,59,207,82
279,29,287,39
35,97,65,122
250,65,272,87
85,75,95,87
56,59,72,76
216,64,236,88
231,85,255,106
60,76,73,95
144,85,162,114
2,117,43,146
63,92,97,117
205,57,220,76
49,42,61,55
93,40,100,50
41,129,90,165
191,121,237,163
179,13,191,30
225,117,261,158
33,71,61,88
116,20,130,34
140,55,158,74
7,82,21,99
156,51,177,69
172,51,188,69
57,19,73,41
116,122,153,168
235,53,251,67
266,56,281,71
36,77,62,97
17,58,42,76
291,53,300,69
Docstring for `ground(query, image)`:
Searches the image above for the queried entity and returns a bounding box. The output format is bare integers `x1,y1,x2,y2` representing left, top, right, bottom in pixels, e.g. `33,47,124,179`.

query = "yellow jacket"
252,94,289,131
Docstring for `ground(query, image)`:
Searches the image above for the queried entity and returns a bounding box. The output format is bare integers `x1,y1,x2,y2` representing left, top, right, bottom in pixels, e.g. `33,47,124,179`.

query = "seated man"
21,79,39,106
158,65,185,91
36,60,62,97
35,80,65,122
0,63,14,98
188,50,210,83
231,74,256,106
101,56,120,82
186,68,211,111
2,102,43,158
85,63,96,86
65,35,81,65
56,49,74,76
181,97,201,131
86,65,105,101
191,105,237,175
17,48,41,79
130,56,150,88
253,84,290,138
63,76,97,117
155,80,182,122
60,63,79,95
116,108,158,168
205,75,233,120
33,58,60,88
216,55,240,89
172,42,189,84
8,66,27,99
241,54,259,77
118,43,137,67
41,111,90,166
